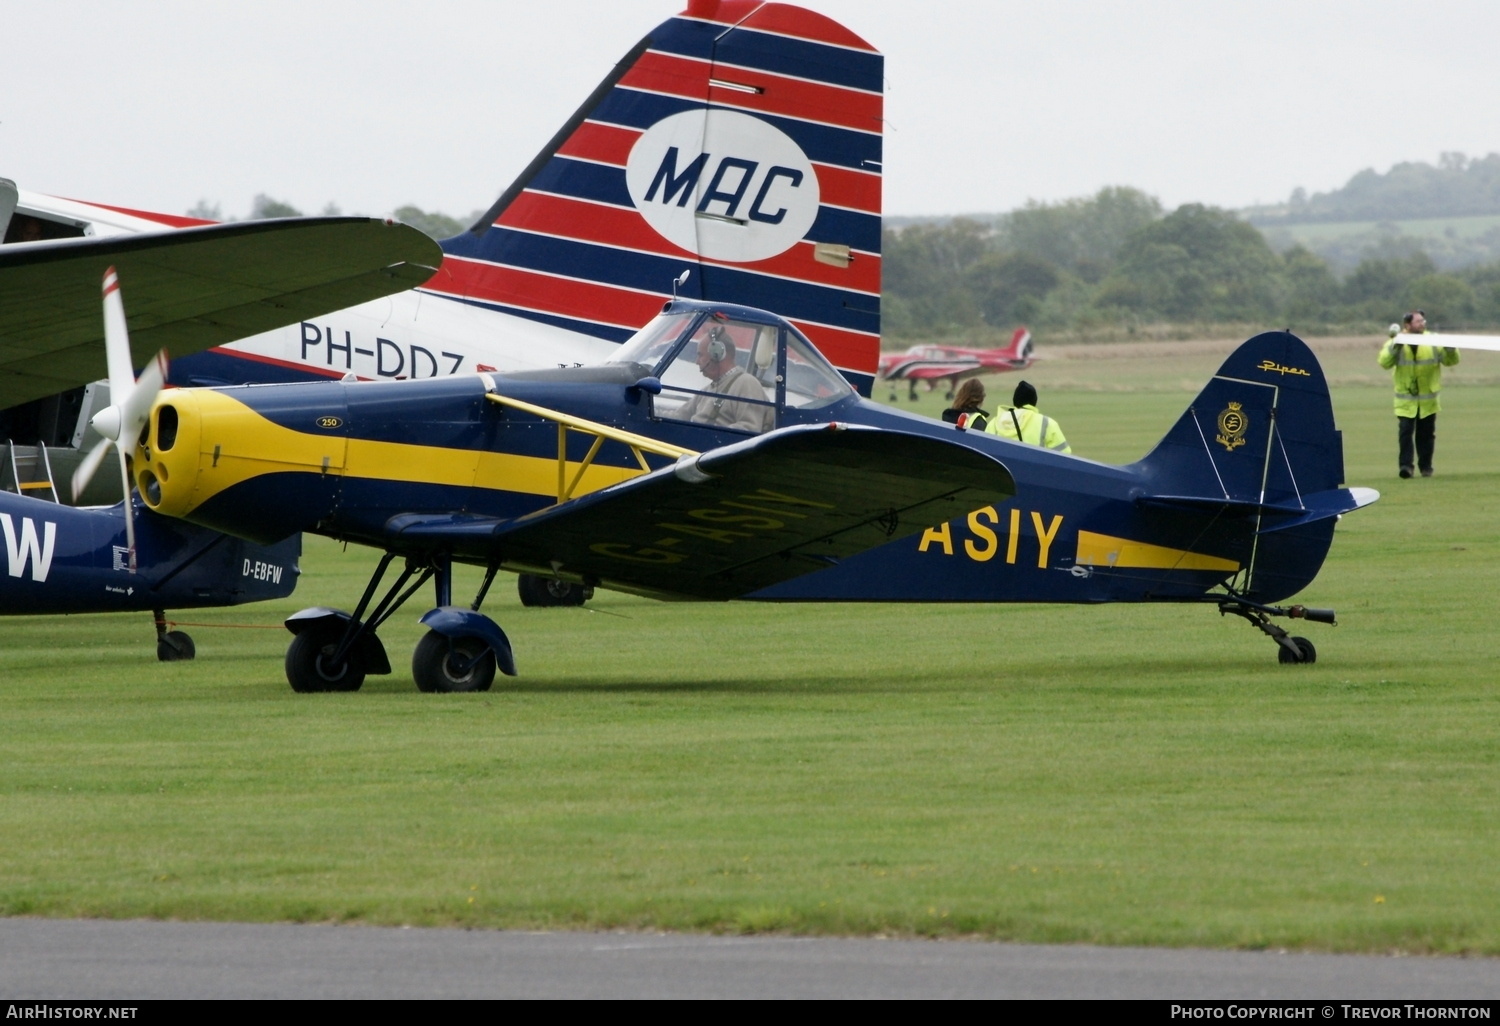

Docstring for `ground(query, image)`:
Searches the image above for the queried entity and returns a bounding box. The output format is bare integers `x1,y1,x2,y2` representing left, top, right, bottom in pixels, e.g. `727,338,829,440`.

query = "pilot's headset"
706,326,730,363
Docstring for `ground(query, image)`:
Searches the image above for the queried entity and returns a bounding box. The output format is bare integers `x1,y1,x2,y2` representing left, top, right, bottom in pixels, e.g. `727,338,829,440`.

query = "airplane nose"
136,391,200,516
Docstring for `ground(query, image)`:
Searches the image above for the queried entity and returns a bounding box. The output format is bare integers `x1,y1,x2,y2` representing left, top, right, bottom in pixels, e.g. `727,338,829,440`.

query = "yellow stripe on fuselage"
147,388,647,517
1075,530,1239,573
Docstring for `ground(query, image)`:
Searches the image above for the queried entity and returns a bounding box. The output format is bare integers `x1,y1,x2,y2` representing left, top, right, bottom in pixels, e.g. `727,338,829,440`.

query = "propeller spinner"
71,266,169,571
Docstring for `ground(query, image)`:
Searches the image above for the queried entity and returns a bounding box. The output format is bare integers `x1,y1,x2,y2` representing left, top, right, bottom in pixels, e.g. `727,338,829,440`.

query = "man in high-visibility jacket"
986,380,1071,454
1378,309,1459,478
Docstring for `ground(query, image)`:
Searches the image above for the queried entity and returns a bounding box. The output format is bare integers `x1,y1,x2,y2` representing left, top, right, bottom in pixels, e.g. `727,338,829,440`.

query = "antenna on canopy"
671,268,691,301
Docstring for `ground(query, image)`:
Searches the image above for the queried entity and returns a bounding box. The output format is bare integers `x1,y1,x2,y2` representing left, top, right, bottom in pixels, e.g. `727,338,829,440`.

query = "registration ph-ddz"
1171,1008,1491,1020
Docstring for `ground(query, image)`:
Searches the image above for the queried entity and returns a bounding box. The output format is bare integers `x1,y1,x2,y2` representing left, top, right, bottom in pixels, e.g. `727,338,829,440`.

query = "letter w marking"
0,513,57,582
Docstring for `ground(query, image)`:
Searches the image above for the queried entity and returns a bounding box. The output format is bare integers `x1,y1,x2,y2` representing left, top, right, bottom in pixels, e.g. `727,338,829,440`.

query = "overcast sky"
6,1,1498,221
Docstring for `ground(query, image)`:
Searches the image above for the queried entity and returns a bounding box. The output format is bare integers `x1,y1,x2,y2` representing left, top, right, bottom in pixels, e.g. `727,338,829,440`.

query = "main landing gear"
282,552,517,694
1217,595,1335,665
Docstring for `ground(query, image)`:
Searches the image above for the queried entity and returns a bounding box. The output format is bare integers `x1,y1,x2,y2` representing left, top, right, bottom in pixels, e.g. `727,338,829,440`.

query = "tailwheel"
1277,636,1316,665
1218,596,1334,665
286,623,365,693
412,631,496,693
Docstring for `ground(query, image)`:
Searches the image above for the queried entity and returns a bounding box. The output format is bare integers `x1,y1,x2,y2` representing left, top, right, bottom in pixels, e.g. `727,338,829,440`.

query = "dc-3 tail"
1132,330,1378,604
431,0,884,393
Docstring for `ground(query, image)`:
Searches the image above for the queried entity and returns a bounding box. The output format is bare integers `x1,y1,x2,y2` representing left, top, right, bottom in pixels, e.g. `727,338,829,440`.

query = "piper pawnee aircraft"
128,299,1377,693
0,202,442,656
878,327,1036,401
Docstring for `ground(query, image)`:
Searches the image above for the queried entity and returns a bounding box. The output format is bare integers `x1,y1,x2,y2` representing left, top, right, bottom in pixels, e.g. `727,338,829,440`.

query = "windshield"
607,312,697,371
783,326,855,409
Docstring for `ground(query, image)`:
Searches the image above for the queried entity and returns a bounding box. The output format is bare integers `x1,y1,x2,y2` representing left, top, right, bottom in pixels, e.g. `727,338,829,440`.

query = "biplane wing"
0,217,440,409
386,424,1015,600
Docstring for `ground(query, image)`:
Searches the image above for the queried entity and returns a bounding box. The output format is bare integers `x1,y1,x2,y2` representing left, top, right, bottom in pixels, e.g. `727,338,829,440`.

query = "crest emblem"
1216,402,1248,451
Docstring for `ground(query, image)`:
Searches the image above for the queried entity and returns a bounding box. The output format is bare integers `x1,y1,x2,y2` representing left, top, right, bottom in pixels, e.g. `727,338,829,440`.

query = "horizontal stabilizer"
388,424,1014,600
0,217,441,409
1141,486,1379,534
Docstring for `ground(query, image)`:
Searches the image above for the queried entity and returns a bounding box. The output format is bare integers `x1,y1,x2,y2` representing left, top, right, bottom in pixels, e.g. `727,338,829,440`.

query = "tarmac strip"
2,918,1498,999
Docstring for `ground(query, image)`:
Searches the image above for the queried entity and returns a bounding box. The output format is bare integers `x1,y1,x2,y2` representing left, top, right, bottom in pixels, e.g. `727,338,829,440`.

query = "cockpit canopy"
607,302,854,433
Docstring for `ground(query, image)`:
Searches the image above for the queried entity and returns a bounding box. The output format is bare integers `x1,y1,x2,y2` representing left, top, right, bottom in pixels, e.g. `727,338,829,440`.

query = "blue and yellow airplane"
128,300,1377,692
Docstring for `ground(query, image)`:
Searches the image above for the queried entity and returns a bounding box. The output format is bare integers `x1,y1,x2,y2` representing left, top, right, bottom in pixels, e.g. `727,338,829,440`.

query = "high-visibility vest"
985,404,1071,453
1378,333,1459,418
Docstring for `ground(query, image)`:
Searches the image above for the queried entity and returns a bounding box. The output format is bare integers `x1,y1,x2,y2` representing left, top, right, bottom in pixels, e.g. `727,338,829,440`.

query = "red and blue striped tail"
432,0,883,394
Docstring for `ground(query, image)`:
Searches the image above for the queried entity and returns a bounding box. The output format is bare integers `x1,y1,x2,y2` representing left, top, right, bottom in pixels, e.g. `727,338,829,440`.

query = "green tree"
999,186,1161,281
1096,204,1280,321
249,194,302,219
1404,274,1475,328
394,204,468,240
1342,251,1437,308
965,252,1061,326
186,199,222,221
1280,244,1340,325
881,220,993,334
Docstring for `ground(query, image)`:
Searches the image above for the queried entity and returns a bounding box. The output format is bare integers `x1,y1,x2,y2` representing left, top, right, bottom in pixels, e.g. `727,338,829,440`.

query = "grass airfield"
3,337,1499,952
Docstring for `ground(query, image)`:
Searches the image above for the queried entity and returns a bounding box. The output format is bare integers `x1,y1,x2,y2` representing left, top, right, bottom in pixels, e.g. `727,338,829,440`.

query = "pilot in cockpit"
675,326,775,434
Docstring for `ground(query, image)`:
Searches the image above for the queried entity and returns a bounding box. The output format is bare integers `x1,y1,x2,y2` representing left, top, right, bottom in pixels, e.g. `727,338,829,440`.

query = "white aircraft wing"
1421,334,1500,353
0,217,440,409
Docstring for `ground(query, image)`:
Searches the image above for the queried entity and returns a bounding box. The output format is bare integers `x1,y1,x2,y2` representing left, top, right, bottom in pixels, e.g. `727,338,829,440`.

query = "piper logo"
1,513,57,583
626,109,820,263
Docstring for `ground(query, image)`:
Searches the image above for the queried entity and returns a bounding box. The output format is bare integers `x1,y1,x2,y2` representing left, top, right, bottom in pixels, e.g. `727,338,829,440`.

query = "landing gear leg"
1218,596,1334,664
283,552,433,693
154,609,195,662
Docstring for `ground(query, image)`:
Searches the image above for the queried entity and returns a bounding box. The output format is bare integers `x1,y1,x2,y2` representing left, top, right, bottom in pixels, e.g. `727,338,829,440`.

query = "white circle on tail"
626,109,820,263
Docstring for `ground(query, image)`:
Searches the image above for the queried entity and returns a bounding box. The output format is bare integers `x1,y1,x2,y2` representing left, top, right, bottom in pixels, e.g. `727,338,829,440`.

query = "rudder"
433,1,883,393
1134,331,1372,602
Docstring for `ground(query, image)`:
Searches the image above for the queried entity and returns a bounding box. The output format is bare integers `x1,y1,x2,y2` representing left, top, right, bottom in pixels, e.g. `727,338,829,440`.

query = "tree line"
203,164,1500,340
883,188,1500,339
1246,152,1500,225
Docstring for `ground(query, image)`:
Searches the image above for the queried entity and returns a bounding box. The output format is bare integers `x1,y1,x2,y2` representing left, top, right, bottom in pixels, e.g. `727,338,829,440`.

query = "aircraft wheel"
1277,636,1317,665
286,626,365,693
517,573,592,607
157,630,196,662
412,631,496,693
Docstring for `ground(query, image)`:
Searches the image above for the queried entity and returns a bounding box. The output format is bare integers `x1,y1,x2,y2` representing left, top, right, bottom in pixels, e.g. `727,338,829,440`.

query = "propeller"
71,266,169,572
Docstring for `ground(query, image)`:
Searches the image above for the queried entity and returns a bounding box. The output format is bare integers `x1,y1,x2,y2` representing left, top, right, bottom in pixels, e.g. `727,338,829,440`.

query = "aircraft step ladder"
1,440,62,503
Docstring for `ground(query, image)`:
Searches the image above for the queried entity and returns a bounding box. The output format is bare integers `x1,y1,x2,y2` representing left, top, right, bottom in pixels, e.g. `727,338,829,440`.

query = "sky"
5,0,1499,221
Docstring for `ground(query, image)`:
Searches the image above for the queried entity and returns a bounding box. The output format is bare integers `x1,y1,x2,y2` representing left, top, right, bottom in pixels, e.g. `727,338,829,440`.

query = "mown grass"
2,344,1497,951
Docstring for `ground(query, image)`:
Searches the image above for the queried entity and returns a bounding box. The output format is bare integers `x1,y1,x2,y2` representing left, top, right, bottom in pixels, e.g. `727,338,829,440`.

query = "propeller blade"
72,436,113,503
118,348,169,448
116,446,137,573
102,266,136,398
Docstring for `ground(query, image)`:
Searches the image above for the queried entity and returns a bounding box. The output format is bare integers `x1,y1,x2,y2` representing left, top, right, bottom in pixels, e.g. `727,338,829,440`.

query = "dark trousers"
1397,413,1436,472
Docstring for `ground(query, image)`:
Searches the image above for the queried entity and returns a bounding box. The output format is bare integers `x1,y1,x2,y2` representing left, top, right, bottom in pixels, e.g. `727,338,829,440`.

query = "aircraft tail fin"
1134,331,1375,602
430,1,884,394
1000,326,1033,366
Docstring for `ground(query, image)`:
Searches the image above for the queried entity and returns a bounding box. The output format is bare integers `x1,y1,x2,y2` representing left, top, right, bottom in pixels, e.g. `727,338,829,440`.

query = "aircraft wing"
0,217,440,409
1418,334,1500,353
388,424,1014,600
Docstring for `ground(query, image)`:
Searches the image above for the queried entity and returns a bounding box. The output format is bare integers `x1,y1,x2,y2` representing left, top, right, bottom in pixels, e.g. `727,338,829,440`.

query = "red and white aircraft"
4,0,883,426
878,327,1035,401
